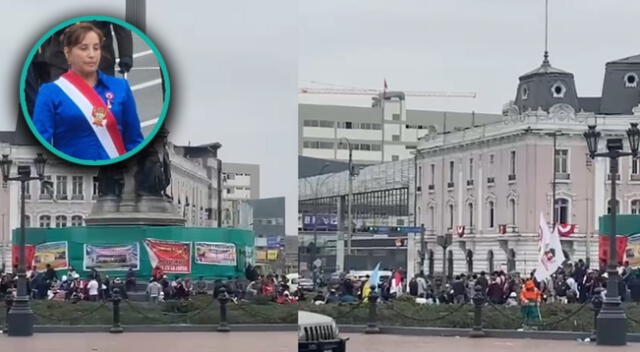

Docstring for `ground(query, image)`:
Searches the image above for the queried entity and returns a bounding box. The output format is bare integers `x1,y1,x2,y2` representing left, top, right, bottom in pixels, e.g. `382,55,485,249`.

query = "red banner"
598,235,628,266
143,239,191,273
12,245,35,269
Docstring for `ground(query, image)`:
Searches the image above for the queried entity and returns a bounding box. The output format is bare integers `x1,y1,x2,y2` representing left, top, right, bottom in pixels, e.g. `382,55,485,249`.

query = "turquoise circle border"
19,15,171,166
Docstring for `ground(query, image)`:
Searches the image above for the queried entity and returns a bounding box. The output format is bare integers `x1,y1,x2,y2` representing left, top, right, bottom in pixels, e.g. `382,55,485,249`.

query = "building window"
24,215,31,227
632,200,640,214
551,82,566,98
468,158,474,180
392,134,400,142
449,161,454,183
392,155,399,161
71,215,83,227
303,120,319,127
345,122,352,129
72,176,83,199
607,200,620,214
92,176,99,199
509,151,516,175
430,164,435,184
318,120,334,128
509,199,516,225
429,206,435,229
555,149,568,174
392,113,400,121
521,85,529,100
39,215,51,228
554,198,570,224
371,144,382,151
55,215,67,228
40,176,53,199
624,72,638,88
418,166,423,188
56,176,67,199
488,201,495,229
417,206,421,225
489,154,495,164
448,204,454,229
468,203,474,228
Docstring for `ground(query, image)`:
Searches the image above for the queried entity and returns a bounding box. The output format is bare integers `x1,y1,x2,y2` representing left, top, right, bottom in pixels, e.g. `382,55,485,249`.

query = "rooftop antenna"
543,0,549,65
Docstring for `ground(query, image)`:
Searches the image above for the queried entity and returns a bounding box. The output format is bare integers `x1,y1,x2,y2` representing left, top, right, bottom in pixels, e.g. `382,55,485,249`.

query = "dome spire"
543,0,550,65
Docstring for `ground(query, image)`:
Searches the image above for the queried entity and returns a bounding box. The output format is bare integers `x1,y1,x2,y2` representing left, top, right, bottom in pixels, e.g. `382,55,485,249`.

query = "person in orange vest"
520,279,542,329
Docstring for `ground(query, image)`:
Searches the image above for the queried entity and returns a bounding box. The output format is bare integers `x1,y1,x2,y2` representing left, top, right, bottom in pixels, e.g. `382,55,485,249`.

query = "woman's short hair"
62,22,105,48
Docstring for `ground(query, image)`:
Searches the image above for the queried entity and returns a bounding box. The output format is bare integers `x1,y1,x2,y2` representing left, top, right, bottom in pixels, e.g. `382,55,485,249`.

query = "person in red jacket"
152,265,164,282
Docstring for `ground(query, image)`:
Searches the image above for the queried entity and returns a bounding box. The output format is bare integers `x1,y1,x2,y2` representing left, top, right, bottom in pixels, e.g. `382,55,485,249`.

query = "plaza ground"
343,334,640,352
0,332,295,351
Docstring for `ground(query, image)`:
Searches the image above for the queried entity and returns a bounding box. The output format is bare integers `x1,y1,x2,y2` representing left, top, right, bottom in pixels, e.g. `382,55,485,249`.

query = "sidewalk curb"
2,324,297,334
338,325,640,342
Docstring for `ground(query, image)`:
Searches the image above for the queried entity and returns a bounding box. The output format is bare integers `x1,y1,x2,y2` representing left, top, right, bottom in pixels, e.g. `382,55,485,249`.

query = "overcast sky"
299,0,640,113
0,1,298,235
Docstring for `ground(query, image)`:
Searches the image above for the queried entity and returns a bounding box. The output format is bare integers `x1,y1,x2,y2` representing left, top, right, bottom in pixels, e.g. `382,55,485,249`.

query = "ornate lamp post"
583,123,639,346
1,153,47,336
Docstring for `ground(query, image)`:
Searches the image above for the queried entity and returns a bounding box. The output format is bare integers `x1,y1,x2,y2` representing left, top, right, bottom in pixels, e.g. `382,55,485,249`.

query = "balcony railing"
71,194,84,200
631,174,640,181
508,174,516,182
40,194,53,200
56,194,68,200
447,182,455,189
466,179,474,187
555,172,571,180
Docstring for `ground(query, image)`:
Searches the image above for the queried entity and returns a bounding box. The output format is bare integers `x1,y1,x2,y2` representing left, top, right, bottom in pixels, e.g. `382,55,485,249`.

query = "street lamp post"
339,138,354,256
1,153,47,336
584,123,639,346
309,163,330,290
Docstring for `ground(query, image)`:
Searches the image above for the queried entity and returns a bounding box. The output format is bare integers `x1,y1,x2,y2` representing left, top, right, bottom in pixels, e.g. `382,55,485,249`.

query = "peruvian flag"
54,70,126,158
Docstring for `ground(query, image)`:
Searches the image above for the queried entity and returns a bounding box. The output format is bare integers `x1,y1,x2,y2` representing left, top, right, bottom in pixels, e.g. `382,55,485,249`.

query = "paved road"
343,334,640,352
0,332,295,351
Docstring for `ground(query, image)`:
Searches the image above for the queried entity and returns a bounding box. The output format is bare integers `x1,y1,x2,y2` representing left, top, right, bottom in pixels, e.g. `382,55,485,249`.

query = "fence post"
469,285,486,338
590,287,604,342
3,295,13,333
110,288,123,333
217,287,231,332
365,285,381,334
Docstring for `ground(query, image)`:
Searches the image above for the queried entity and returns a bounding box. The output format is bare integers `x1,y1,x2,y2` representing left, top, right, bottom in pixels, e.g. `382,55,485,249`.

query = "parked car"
299,310,348,352
299,277,315,292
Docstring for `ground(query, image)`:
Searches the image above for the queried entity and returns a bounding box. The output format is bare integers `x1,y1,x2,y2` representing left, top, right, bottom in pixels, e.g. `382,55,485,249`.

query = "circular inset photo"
19,15,170,166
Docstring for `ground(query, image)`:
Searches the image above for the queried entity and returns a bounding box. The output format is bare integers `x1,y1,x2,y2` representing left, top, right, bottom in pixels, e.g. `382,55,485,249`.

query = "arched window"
631,200,640,215
71,215,83,227
468,203,474,228
509,199,516,225
39,215,51,228
551,81,566,98
488,201,495,229
55,215,67,228
554,198,570,224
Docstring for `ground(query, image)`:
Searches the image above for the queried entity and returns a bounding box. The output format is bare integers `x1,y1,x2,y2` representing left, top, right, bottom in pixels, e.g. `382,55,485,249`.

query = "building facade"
299,99,502,165
0,129,223,270
221,162,260,227
416,53,640,276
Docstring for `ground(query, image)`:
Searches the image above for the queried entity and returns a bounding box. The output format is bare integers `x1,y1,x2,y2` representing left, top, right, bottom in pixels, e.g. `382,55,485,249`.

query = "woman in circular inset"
32,22,143,161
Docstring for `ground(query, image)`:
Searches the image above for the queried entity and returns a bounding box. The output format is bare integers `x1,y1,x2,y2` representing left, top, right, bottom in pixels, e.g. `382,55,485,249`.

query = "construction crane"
299,86,477,99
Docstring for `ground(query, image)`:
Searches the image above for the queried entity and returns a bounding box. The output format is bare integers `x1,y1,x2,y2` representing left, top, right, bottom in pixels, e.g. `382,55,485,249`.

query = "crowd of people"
306,260,640,307
0,264,300,305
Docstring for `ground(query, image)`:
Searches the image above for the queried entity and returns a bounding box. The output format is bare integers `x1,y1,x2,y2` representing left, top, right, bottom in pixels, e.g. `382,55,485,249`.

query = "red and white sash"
54,71,126,158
